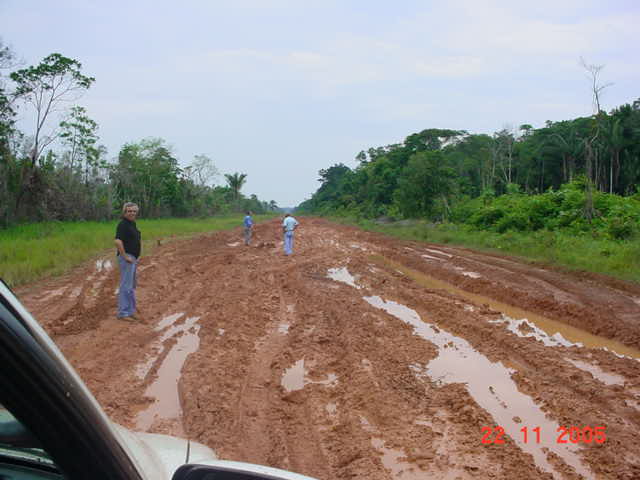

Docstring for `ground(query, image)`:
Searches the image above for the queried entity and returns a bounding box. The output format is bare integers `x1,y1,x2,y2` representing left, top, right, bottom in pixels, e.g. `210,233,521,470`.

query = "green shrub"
495,212,529,233
605,202,639,240
469,206,505,229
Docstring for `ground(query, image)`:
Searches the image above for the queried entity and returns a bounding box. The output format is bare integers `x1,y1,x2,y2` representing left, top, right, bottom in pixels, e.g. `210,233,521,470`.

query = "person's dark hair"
246,211,251,215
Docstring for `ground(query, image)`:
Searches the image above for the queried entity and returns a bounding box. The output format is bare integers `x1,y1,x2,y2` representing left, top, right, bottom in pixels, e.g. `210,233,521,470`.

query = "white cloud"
414,56,486,77
3,0,639,206
286,51,331,70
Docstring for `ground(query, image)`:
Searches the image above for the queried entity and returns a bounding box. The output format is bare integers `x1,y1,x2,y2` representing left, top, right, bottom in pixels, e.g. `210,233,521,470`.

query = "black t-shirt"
115,218,141,258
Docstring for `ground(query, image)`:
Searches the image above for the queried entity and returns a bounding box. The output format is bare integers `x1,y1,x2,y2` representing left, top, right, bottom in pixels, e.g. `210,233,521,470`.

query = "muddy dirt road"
17,218,640,479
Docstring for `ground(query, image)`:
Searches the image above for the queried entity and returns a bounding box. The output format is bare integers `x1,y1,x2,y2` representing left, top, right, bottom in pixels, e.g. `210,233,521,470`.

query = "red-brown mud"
17,218,640,479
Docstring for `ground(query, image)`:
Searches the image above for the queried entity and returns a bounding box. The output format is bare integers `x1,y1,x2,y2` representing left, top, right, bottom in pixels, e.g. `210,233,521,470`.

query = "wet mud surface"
17,218,640,479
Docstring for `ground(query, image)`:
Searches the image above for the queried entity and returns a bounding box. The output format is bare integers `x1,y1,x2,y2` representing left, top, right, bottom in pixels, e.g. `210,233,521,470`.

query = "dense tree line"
298,101,640,223
0,41,277,227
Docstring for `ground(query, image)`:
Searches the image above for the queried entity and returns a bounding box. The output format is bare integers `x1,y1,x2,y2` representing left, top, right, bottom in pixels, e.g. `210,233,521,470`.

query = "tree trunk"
609,153,613,194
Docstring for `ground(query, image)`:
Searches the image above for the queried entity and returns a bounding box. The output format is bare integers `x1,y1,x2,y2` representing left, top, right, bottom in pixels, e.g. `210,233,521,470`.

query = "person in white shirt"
282,213,299,256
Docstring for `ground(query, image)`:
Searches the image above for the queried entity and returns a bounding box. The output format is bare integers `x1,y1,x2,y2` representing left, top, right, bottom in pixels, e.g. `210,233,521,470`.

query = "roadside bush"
528,194,557,230
450,179,640,241
495,212,529,233
469,206,505,229
605,203,639,239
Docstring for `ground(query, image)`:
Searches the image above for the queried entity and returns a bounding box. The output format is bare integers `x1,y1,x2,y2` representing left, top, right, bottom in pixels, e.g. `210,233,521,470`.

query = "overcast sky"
2,1,639,207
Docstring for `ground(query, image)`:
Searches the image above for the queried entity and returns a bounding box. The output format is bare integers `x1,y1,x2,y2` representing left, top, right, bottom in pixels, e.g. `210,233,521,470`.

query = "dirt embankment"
18,218,640,480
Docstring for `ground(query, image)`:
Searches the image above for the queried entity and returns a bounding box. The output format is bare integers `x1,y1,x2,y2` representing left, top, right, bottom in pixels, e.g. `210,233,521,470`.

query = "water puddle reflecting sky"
566,359,626,386
371,438,425,480
461,271,481,278
281,358,338,393
95,259,113,272
135,313,186,379
372,255,640,360
327,267,360,289
155,312,185,331
423,248,453,258
492,315,580,348
135,314,201,434
38,287,67,302
365,295,592,480
281,359,306,392
278,323,290,334
359,416,429,479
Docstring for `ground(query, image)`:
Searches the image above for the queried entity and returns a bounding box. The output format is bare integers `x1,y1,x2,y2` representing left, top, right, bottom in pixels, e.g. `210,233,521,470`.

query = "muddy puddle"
95,259,113,272
423,248,452,258
135,314,201,433
280,358,338,393
326,267,360,289
566,358,626,386
278,323,290,334
38,287,67,302
371,437,425,479
360,415,435,479
492,315,579,348
365,295,592,479
374,255,640,360
325,402,337,415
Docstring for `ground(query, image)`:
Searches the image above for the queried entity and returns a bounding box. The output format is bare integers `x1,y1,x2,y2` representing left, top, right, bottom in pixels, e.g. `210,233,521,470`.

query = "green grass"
0,214,275,287
328,216,640,284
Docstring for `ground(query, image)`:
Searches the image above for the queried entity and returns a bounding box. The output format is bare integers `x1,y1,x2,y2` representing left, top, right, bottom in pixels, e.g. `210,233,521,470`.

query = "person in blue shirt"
243,211,253,246
282,213,299,255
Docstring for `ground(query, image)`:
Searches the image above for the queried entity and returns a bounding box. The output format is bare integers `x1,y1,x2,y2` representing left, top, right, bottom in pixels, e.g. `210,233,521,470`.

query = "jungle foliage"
298,102,640,241
0,40,277,228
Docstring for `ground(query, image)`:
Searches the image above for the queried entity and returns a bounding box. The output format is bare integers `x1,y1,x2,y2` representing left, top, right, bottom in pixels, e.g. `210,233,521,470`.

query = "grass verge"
0,215,275,287
329,216,640,284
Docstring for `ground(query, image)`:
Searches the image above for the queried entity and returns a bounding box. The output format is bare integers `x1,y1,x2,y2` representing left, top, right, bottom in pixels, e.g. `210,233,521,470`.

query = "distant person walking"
282,213,299,256
115,202,141,321
243,211,253,246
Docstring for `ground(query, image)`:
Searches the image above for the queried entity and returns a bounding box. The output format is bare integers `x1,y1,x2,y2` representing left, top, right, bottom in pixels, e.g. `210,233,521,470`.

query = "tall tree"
11,54,95,168
0,38,17,147
224,172,247,201
0,39,18,227
580,57,611,221
395,151,455,218
112,138,182,217
59,106,100,181
9,53,94,216
184,154,219,187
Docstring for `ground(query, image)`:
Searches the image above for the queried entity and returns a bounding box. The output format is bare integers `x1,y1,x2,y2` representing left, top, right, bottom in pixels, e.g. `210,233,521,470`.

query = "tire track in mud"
17,218,640,480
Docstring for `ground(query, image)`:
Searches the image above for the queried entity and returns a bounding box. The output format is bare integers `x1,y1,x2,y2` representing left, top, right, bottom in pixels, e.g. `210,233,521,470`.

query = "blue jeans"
284,231,294,255
117,254,137,317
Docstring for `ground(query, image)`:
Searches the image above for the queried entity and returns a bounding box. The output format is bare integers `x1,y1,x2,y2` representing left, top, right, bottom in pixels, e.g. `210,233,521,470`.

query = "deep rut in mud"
17,218,640,480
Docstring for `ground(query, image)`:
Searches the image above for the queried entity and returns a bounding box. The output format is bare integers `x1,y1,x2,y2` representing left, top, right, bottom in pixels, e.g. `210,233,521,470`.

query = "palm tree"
224,172,247,201
268,200,278,211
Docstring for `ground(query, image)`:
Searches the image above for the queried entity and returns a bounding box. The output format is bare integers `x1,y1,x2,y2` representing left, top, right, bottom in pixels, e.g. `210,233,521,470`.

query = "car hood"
113,424,217,480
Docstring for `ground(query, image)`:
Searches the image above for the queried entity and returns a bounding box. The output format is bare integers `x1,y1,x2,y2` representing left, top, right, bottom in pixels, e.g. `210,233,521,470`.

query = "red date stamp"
481,426,606,444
